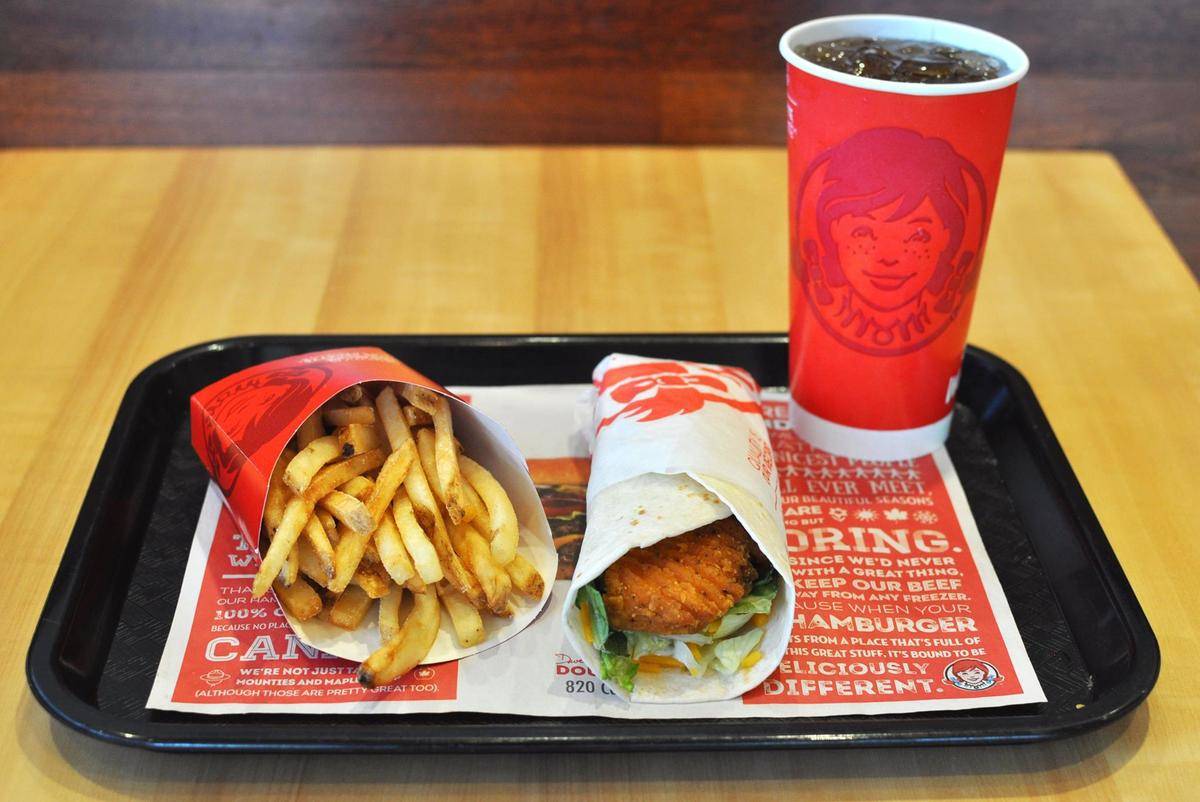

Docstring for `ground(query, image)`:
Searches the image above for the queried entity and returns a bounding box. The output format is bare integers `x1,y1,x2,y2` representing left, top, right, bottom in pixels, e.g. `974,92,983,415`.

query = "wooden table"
2,147,1197,800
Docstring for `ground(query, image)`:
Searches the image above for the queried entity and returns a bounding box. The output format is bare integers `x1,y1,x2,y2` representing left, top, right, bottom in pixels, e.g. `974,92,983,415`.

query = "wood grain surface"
1,0,1197,275
1,147,1197,800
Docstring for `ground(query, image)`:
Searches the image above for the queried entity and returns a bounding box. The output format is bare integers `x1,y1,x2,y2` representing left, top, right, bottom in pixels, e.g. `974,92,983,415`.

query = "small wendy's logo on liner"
595,361,761,433
794,127,989,356
201,365,333,496
943,658,1002,692
199,669,230,687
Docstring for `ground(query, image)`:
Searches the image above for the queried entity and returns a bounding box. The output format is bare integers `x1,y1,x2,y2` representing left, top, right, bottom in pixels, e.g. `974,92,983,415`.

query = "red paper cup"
780,15,1028,460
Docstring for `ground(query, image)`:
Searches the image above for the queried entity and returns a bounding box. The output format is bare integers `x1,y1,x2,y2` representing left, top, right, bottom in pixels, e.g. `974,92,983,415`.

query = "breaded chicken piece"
601,517,759,635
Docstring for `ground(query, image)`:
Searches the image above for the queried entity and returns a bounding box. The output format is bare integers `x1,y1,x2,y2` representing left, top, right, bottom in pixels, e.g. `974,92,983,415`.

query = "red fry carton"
780,15,1029,460
190,346,555,663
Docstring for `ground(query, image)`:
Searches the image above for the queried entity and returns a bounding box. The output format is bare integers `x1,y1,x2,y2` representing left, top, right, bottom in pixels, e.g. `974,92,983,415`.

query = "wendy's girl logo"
794,127,989,357
594,360,761,433
943,658,1003,692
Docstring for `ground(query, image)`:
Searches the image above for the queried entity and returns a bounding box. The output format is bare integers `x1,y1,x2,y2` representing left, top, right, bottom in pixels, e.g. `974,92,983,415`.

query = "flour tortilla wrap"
562,354,794,703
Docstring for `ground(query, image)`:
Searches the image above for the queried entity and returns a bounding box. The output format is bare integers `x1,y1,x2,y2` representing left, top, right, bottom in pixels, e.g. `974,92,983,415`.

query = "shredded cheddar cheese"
579,602,594,644
740,651,763,669
751,613,769,628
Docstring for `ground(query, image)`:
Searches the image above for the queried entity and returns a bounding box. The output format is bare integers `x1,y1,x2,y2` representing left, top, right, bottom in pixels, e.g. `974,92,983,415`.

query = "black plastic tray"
26,334,1158,752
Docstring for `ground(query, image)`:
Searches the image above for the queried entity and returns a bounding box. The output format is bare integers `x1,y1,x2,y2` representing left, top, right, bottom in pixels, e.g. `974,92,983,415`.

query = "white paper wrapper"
562,354,795,702
284,387,556,664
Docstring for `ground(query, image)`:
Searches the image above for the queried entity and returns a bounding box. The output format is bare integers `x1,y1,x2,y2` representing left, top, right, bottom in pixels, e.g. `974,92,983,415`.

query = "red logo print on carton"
596,361,761,433
199,365,332,497
794,127,988,356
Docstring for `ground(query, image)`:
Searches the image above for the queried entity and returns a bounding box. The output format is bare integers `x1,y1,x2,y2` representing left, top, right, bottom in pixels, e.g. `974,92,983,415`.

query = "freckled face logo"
595,361,761,433
943,658,1002,692
794,128,989,356
201,365,332,496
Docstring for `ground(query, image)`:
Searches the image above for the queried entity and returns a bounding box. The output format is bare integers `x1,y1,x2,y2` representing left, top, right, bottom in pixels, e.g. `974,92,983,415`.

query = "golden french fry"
437,583,485,647
399,385,441,415
337,422,383,456
339,475,375,501
379,586,403,643
301,449,386,504
458,455,518,565
273,577,322,621
358,589,440,687
392,493,444,583
351,564,392,599
295,410,325,450
253,498,311,597
366,440,416,521
302,514,335,579
281,545,300,586
297,539,329,588
374,386,412,452
416,427,477,523
284,435,344,494
403,405,433,427
329,524,374,594
449,522,511,615
318,490,375,534
504,552,545,599
375,508,417,585
429,399,469,524
316,509,339,547
461,478,490,531
339,384,364,404
404,574,428,593
324,406,375,427
329,584,374,630
264,448,295,533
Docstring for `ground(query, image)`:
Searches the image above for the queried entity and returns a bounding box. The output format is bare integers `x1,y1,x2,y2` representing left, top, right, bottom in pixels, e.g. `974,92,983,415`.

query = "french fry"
264,448,295,533
303,514,335,579
295,410,325,449
365,440,416,521
273,578,322,621
324,406,375,427
358,589,440,687
392,494,444,583
284,435,344,494
351,564,392,599
449,522,511,615
459,455,518,565
399,385,442,415
339,475,375,501
404,574,428,593
374,508,417,585
339,385,364,404
402,405,433,428
379,587,403,643
429,508,486,609
461,478,490,532
253,498,311,597
281,545,300,586
430,398,469,524
297,539,329,587
415,427,481,523
437,583,485,647
337,422,383,456
504,552,545,599
329,584,373,630
316,509,339,546
318,490,375,534
329,523,375,594
301,449,385,504
374,386,411,452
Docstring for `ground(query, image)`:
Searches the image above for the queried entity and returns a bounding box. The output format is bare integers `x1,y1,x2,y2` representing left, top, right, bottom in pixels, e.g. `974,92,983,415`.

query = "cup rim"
779,14,1029,97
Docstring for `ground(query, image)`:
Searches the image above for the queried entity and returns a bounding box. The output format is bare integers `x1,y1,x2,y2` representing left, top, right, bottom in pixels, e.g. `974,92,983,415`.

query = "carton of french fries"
191,347,555,686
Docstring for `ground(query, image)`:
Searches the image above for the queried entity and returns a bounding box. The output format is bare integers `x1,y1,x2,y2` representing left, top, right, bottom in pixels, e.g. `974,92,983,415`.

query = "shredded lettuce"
599,652,639,693
575,584,609,649
713,628,765,675
711,575,779,639
673,640,715,676
626,631,672,660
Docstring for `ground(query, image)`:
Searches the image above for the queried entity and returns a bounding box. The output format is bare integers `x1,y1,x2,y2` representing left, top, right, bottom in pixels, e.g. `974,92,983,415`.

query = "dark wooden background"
1,1,1196,273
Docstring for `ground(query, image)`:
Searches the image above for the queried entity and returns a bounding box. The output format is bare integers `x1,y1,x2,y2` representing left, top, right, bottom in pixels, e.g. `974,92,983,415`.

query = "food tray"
26,334,1158,752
